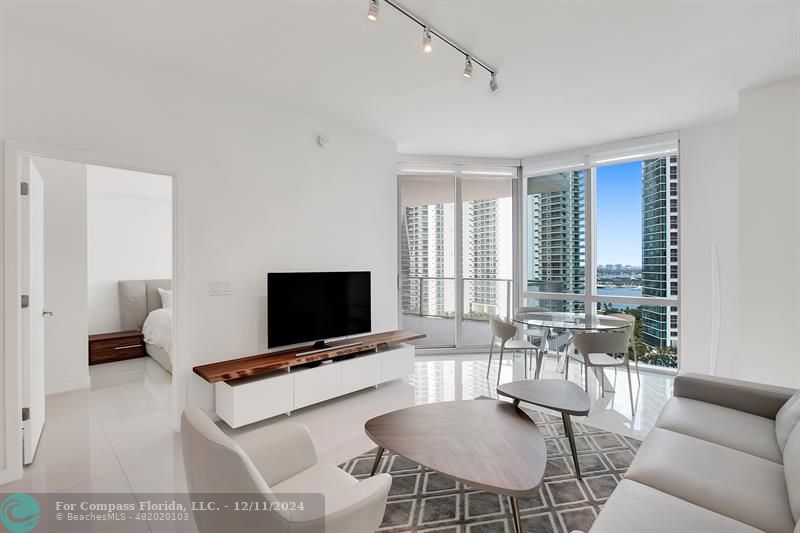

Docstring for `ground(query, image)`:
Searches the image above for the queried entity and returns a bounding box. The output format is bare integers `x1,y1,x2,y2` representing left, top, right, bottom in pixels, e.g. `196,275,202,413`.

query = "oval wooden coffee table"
365,400,546,533
497,379,591,479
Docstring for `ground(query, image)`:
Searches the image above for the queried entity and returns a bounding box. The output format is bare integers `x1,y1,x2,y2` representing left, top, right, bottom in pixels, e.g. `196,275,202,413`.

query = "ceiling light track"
368,0,499,92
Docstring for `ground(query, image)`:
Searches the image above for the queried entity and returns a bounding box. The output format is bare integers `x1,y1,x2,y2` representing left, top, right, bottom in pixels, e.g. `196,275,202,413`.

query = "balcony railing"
400,276,514,322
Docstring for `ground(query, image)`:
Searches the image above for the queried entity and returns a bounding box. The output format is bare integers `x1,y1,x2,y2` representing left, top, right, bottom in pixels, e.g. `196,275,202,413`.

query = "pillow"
157,288,173,309
776,389,800,453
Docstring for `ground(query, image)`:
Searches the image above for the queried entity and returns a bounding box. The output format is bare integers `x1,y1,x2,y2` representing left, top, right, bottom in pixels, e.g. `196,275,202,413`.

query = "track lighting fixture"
489,72,499,93
367,0,379,21
367,0,499,92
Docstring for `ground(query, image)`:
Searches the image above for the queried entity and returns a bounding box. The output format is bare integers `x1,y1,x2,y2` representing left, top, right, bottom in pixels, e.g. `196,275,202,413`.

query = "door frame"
1,140,184,484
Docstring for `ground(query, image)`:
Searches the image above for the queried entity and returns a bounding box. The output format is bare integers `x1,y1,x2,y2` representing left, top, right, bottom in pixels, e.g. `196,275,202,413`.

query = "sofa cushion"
656,397,782,463
784,423,800,521
625,428,794,532
776,390,800,453
590,479,760,533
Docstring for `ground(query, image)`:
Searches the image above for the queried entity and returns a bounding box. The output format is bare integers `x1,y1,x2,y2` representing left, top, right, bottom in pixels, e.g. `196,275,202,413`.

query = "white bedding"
142,308,173,356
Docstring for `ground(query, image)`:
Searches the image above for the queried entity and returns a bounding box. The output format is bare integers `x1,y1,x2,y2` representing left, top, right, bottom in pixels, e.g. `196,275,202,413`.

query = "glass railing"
399,276,513,348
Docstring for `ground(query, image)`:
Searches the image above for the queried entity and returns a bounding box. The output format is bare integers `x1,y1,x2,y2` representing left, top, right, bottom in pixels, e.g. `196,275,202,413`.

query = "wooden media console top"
193,329,425,383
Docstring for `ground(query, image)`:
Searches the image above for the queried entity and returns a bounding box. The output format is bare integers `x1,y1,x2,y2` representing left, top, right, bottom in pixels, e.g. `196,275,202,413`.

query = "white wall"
0,17,399,432
735,77,800,387
87,166,172,334
678,120,739,376
33,157,90,395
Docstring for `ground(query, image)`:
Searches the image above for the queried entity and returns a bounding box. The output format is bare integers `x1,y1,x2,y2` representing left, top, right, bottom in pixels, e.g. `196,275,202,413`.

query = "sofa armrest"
674,373,796,419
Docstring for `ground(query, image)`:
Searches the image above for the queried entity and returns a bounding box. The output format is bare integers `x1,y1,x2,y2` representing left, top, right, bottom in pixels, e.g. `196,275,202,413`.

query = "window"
525,171,585,310
524,146,680,368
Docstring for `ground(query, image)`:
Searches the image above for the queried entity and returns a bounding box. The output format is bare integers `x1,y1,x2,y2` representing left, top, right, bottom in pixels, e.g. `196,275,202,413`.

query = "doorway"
398,172,516,349
2,144,179,482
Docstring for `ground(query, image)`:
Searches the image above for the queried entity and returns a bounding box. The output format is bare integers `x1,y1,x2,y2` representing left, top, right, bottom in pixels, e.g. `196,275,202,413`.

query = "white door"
22,157,46,464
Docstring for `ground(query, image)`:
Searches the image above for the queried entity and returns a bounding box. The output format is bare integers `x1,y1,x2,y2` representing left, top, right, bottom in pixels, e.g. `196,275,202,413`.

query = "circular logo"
0,493,40,533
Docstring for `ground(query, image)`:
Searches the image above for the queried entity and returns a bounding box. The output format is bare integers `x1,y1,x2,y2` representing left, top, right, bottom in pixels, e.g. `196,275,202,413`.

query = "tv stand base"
296,341,363,357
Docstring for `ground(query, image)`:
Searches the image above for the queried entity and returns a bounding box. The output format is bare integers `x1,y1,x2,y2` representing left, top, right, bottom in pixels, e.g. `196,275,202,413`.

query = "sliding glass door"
399,175,456,347
460,176,513,346
399,172,515,349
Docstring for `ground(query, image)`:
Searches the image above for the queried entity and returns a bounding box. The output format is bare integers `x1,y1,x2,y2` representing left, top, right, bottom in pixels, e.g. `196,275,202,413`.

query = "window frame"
520,141,681,360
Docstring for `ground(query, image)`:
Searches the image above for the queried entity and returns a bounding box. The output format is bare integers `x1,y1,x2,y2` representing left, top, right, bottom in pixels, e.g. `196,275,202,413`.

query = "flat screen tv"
267,271,371,349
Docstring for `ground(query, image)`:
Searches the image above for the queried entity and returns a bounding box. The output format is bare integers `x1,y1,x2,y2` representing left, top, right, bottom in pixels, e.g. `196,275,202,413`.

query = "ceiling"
4,1,800,158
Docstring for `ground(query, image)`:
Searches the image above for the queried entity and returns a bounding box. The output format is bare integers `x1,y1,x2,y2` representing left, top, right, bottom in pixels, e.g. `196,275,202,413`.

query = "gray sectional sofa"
591,373,800,533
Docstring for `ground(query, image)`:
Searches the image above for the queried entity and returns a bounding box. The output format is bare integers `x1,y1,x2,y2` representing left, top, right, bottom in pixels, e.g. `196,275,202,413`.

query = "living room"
1,1,798,532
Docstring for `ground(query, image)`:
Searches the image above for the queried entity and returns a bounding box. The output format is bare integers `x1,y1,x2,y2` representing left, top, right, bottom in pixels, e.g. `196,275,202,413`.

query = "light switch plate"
209,281,232,296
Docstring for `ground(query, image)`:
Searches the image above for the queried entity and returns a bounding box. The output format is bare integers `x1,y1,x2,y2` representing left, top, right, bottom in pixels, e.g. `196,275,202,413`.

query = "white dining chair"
603,312,640,382
566,326,637,416
181,407,391,533
487,318,537,386
516,306,550,377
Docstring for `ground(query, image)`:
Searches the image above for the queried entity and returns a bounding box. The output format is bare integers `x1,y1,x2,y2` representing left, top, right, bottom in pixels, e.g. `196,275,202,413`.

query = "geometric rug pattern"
340,404,641,533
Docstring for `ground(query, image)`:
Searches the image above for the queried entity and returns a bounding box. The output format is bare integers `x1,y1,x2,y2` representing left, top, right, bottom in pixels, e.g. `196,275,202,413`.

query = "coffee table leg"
562,413,581,479
370,446,385,476
510,496,522,533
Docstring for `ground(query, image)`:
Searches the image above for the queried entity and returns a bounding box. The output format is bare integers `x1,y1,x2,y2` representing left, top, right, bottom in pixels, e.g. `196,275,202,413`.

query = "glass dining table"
512,311,630,391
512,311,630,333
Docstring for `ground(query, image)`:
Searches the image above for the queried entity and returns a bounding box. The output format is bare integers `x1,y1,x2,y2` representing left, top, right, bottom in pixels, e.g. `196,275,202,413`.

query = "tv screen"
267,271,371,348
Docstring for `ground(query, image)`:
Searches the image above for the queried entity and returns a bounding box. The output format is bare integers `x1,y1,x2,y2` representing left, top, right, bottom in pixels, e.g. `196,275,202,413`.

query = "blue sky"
596,161,642,266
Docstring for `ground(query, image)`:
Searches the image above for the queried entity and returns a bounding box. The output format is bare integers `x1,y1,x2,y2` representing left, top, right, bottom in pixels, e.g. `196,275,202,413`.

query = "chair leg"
584,365,589,393
536,351,544,379
497,346,505,387
627,363,636,417
632,340,641,383
601,369,605,398
523,350,528,380
487,339,494,378
564,354,569,380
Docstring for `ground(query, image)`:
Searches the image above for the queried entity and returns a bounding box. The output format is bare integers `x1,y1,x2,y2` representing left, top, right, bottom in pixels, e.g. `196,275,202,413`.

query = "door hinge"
20,182,29,196
21,295,29,308
21,407,30,422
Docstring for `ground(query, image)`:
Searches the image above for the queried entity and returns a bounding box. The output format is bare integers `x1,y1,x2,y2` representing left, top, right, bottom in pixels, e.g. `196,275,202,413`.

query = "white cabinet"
382,344,415,382
341,352,382,395
214,343,415,428
215,371,293,428
293,362,343,410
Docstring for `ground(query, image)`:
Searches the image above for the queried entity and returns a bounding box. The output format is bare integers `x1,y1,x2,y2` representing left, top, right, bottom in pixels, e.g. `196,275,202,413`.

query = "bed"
118,279,173,373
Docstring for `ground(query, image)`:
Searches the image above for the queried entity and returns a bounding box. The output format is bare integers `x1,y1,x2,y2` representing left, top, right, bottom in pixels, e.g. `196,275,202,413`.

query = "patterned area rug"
340,404,640,533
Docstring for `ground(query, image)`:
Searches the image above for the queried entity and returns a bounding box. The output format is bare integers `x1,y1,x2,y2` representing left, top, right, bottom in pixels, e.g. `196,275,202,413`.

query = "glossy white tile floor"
2,351,673,526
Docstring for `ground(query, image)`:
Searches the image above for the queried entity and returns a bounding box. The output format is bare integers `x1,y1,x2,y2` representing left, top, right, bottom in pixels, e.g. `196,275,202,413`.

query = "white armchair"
181,407,391,533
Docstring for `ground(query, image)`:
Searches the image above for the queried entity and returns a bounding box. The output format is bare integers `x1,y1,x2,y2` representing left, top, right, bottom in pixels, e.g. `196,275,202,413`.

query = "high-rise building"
401,193,510,321
463,199,498,316
462,197,512,318
400,204,450,317
641,156,679,348
526,172,585,311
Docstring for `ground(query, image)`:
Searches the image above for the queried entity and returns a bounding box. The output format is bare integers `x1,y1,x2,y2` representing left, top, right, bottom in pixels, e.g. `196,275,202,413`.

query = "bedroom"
31,156,173,452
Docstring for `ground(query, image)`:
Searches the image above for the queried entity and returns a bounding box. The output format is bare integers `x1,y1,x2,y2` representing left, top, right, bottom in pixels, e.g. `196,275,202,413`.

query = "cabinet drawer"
216,373,294,428
341,353,382,395
293,363,342,410
89,336,142,353
89,345,144,365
